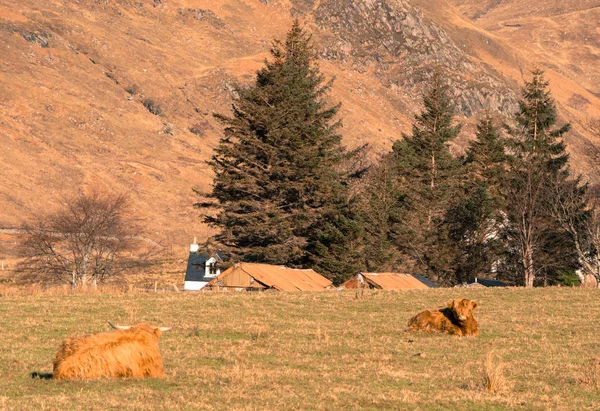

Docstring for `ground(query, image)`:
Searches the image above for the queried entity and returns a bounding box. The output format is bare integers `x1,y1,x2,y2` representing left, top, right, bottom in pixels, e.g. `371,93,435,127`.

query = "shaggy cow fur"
53,323,168,380
407,298,479,336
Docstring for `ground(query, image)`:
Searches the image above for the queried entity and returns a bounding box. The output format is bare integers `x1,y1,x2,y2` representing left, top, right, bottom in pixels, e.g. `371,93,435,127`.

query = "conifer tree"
504,69,572,287
391,70,462,285
198,21,360,280
359,156,407,272
449,115,507,283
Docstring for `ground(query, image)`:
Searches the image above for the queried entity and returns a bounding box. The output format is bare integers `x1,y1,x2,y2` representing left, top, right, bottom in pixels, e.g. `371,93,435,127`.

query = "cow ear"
471,301,479,309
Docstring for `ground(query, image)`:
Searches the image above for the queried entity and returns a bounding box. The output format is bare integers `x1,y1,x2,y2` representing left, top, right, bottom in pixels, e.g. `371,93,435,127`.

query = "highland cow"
53,322,170,380
407,298,479,336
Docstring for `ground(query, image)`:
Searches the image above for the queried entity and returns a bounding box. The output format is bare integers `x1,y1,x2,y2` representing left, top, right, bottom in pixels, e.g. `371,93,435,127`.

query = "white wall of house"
184,280,209,291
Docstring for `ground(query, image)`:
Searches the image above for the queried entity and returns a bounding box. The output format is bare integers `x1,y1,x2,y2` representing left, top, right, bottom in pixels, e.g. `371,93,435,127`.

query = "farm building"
183,240,227,291
341,272,438,290
205,262,333,291
463,278,507,288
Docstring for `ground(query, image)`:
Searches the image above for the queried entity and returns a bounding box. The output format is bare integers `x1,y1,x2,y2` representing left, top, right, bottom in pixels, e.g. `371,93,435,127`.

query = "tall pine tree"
358,155,408,272
198,21,360,281
449,115,507,283
391,69,463,285
504,69,572,287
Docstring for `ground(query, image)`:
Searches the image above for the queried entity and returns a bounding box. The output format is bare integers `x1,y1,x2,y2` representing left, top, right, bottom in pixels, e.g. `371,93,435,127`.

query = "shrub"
125,84,140,95
557,271,580,287
142,98,162,115
189,121,210,136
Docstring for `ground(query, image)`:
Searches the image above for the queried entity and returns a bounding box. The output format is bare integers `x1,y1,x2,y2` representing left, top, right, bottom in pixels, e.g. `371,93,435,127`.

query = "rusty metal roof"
208,263,332,291
342,272,432,289
363,272,430,289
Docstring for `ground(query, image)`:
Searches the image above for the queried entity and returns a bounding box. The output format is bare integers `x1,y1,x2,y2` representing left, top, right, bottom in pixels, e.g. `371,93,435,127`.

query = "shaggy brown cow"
407,298,479,336
53,322,170,380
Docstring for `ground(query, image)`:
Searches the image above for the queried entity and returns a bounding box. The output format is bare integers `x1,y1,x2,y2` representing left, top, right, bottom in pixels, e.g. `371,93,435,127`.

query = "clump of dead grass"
249,323,270,341
315,324,330,343
577,359,600,391
480,351,508,393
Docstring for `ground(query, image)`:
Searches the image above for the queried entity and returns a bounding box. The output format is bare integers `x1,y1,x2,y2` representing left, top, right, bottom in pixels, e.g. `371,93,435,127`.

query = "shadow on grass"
30,371,53,380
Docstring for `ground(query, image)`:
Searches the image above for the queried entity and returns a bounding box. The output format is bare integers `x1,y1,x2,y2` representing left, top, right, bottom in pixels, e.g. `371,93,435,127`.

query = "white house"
183,239,225,291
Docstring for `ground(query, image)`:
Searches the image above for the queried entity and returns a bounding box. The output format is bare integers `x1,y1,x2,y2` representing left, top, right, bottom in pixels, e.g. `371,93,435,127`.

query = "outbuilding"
464,278,507,288
205,262,333,291
341,272,438,290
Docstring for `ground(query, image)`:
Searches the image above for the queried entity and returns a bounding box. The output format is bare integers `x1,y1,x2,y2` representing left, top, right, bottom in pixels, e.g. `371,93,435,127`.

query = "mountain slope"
1,0,598,257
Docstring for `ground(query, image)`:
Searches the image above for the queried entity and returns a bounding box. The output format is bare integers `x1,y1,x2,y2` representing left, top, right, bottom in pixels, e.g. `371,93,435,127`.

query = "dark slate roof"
185,253,209,282
413,274,440,288
468,278,507,287
214,251,228,262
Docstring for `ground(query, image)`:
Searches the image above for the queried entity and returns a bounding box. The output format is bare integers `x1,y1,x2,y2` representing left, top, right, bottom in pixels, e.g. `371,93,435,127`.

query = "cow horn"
158,327,172,332
108,322,131,330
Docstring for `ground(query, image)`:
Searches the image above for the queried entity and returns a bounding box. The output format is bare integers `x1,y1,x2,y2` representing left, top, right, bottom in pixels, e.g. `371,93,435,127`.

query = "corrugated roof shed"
466,278,507,287
342,272,436,290
207,263,332,291
413,274,440,288
364,273,429,289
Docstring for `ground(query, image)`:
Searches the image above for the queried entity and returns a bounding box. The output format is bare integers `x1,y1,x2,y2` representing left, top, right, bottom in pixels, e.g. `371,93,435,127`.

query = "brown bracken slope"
1,0,598,258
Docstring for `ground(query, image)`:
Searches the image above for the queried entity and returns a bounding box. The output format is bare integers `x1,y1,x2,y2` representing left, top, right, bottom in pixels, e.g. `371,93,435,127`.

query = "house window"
209,262,217,276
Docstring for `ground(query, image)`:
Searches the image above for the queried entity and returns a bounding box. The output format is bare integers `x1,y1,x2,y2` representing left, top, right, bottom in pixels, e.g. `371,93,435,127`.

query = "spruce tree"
359,156,408,272
504,69,572,287
199,21,359,280
391,70,462,285
449,115,507,283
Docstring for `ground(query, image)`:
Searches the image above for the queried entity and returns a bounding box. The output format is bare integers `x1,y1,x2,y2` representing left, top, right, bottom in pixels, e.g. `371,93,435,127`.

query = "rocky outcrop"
311,0,517,117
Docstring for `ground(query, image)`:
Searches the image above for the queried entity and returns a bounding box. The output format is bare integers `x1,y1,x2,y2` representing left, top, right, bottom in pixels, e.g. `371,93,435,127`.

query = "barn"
205,262,333,291
341,272,438,290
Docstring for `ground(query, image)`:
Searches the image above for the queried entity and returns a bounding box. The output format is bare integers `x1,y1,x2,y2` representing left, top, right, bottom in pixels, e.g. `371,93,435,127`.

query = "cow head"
108,322,171,338
447,298,478,324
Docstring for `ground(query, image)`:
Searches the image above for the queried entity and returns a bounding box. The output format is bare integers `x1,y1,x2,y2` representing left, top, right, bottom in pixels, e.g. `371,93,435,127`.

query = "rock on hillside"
312,0,518,118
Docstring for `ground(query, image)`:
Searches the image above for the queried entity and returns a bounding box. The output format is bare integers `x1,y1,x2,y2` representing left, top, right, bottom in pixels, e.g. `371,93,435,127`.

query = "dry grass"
2,287,600,409
578,359,600,391
481,351,507,393
0,283,134,297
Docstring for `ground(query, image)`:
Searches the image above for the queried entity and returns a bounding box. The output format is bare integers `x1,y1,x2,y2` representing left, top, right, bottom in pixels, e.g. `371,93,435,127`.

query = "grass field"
2,287,600,410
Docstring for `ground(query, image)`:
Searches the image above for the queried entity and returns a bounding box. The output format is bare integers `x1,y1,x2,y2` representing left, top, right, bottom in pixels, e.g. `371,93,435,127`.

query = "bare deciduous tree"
18,191,146,287
550,179,600,285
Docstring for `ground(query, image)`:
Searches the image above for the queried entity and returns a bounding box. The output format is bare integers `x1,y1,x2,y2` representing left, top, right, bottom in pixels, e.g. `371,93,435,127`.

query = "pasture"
1,287,600,410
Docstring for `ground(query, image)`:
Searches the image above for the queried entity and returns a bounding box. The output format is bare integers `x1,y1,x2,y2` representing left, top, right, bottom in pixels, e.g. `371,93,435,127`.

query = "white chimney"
190,237,199,253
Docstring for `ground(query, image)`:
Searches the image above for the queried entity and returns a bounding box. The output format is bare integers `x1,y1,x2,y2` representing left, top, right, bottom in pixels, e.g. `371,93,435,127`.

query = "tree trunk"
524,243,535,287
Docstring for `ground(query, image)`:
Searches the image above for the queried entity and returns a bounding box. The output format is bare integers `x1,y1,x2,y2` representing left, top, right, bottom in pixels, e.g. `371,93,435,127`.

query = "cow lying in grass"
53,322,170,380
407,298,479,336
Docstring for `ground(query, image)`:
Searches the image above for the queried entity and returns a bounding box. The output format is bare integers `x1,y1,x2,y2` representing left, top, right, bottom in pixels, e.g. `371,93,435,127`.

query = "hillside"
1,0,598,258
